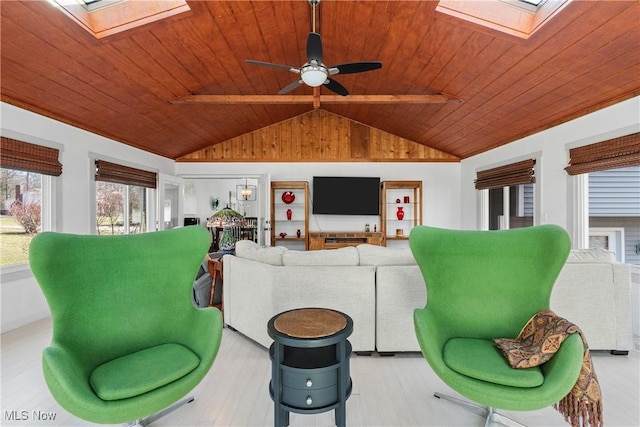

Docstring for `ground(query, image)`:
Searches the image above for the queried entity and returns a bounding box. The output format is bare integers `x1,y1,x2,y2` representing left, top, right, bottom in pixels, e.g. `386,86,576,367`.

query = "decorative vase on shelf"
286,208,292,220
396,206,405,220
296,229,301,238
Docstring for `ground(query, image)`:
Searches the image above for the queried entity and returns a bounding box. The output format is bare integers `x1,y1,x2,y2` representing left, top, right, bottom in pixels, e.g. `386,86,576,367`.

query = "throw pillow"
234,240,288,266
567,249,614,263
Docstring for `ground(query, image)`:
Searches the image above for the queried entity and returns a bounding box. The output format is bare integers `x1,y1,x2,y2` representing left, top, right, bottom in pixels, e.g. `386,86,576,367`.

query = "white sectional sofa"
222,242,377,352
375,247,634,353
223,241,633,354
551,249,634,353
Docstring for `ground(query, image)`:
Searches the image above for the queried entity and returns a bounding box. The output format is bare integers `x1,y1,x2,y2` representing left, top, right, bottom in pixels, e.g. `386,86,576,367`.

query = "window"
436,0,570,39
79,0,124,12
95,160,156,235
587,166,639,264
589,227,626,263
566,133,639,264
476,159,536,230
96,182,149,235
0,137,61,267
0,169,48,266
50,0,190,39
499,0,548,13
488,184,535,230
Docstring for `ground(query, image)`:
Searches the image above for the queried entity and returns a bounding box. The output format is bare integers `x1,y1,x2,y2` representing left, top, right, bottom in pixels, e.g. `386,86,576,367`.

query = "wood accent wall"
177,109,459,163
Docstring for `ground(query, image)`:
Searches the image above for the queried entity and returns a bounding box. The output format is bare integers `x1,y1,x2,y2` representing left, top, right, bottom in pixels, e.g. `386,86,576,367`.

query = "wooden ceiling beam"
313,87,321,110
170,94,462,105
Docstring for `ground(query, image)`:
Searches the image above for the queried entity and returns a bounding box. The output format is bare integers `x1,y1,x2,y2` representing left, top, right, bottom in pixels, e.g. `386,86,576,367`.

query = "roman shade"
565,132,640,175
0,137,62,176
95,160,157,188
474,159,535,190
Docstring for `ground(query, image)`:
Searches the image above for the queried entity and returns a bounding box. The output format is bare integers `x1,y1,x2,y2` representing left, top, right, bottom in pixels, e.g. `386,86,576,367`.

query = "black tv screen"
312,176,380,215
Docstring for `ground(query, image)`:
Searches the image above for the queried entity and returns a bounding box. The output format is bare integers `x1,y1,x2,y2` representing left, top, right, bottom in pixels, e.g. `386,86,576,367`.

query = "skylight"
79,0,125,13
50,0,190,38
436,0,571,39
500,0,549,13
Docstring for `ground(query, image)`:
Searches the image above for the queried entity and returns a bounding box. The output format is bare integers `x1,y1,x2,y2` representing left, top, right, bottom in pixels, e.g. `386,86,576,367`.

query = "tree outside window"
95,181,148,235
0,168,43,266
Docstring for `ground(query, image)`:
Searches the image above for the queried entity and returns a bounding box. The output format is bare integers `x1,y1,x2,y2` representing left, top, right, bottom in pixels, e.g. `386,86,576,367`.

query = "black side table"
268,308,353,427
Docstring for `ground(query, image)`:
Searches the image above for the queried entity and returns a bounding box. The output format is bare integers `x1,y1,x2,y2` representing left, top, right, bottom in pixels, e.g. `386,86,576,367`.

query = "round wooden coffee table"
268,308,353,427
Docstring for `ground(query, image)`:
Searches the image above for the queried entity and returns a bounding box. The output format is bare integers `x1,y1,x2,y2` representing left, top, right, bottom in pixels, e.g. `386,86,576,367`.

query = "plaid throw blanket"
493,310,603,427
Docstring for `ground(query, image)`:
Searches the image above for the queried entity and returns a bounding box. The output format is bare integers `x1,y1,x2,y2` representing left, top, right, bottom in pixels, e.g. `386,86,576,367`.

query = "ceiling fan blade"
246,60,299,73
329,61,382,75
306,32,323,63
278,80,303,95
324,78,349,97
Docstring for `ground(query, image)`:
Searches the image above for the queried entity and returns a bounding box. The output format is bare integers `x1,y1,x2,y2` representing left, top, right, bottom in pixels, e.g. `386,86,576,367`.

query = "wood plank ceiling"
1,0,639,161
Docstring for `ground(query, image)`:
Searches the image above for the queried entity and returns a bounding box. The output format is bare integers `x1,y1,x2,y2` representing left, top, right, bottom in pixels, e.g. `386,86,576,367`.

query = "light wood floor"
1,318,638,427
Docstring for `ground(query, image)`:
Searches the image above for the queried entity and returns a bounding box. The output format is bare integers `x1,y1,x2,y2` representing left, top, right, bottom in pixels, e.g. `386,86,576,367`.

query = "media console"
308,231,385,250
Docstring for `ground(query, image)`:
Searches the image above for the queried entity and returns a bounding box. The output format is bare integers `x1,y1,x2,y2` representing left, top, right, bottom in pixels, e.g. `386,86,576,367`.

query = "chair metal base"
434,392,525,427
127,395,195,427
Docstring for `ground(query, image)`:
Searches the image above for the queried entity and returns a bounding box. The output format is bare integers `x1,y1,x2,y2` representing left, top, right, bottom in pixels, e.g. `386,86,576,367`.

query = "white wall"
184,177,260,222
460,96,640,233
176,162,462,233
1,103,175,332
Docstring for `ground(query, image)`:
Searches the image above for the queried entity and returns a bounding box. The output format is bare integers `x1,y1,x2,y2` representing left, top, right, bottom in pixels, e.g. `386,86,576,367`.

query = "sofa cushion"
567,248,614,263
282,246,359,266
357,244,416,266
89,343,200,401
234,240,288,266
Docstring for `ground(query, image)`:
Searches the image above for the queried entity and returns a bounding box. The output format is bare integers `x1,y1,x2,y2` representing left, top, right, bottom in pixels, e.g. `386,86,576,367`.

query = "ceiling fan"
245,0,381,96
171,0,461,107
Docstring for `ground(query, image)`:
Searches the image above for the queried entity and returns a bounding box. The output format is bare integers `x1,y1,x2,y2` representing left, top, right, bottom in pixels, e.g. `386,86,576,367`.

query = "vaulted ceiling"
1,1,639,161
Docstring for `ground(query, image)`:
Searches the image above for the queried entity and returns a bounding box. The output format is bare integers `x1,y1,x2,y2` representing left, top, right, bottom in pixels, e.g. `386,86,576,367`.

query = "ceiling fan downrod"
310,0,320,34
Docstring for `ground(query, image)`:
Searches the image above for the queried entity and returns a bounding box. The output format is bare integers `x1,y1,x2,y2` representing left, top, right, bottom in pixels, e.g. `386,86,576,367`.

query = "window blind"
95,160,157,188
475,159,536,190
0,137,62,176
565,132,640,175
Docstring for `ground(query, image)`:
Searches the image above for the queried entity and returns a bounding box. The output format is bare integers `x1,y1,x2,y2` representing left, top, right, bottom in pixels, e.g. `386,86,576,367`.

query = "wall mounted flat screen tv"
312,176,380,215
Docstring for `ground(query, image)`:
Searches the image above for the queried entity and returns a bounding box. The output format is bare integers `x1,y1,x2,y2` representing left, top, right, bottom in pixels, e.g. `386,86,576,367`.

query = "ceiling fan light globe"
300,68,327,87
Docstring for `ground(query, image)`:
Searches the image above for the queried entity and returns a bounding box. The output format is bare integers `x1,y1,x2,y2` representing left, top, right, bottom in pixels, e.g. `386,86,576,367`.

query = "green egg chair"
409,225,585,426
29,226,223,426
